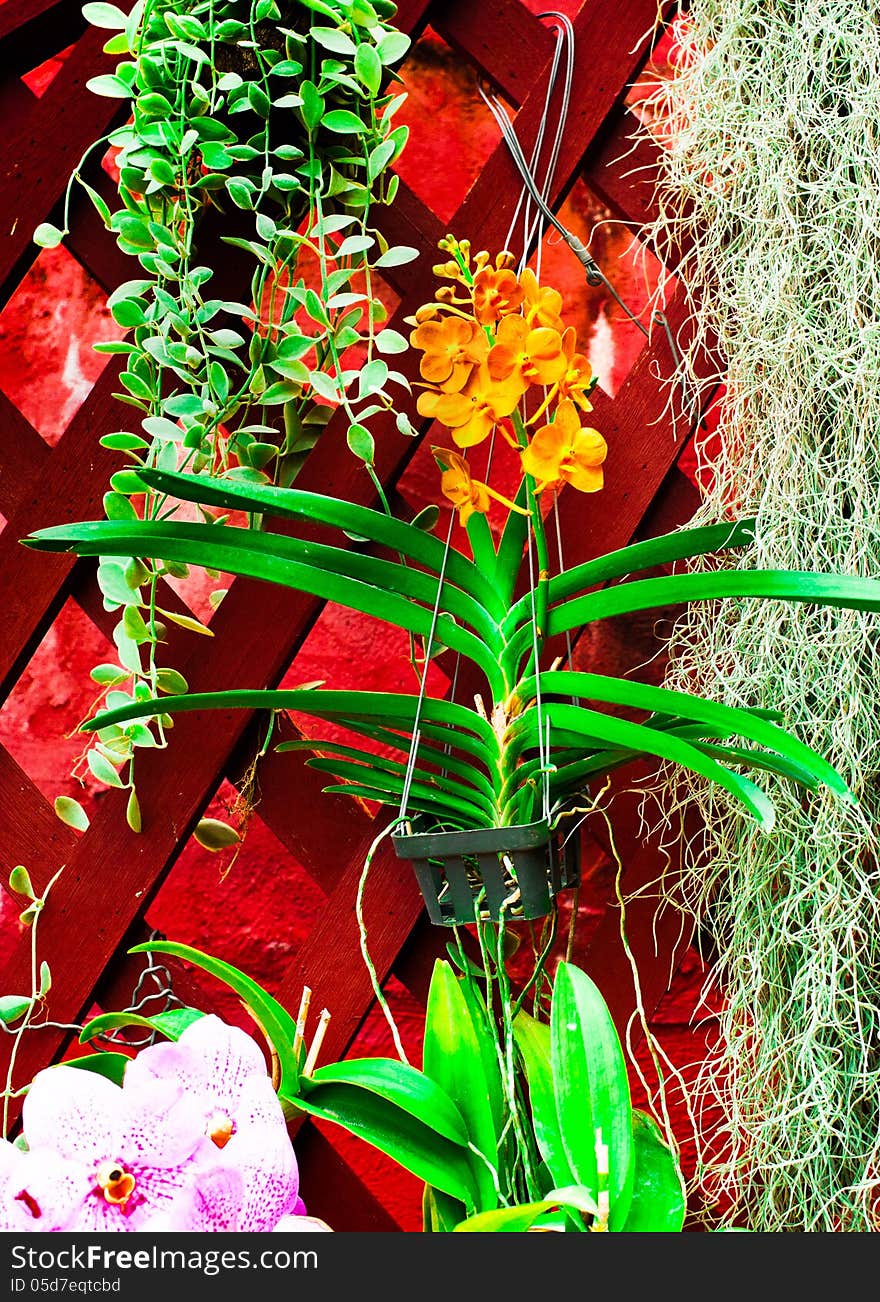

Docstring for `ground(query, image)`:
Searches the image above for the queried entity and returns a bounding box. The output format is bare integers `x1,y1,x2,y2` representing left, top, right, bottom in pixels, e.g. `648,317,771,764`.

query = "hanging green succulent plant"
34,0,416,820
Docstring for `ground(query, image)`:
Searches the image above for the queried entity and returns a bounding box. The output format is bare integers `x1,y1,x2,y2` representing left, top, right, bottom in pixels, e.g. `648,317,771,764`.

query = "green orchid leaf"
423,1186,467,1233
464,510,498,593
306,756,496,824
276,733,496,803
307,755,494,822
81,689,500,763
320,783,482,828
530,714,812,799
524,670,852,802
127,940,300,1095
452,1185,597,1232
690,741,821,790
301,1056,471,1146
290,698,496,767
21,519,505,695
456,974,505,1142
621,1111,686,1232
79,1005,204,1045
423,960,500,1212
293,1084,477,1209
65,467,505,618
452,1202,564,1232
506,701,778,829
494,477,531,607
551,962,635,1231
548,568,880,640
224,531,499,643
60,1052,131,1085
512,1008,576,1190
501,518,757,638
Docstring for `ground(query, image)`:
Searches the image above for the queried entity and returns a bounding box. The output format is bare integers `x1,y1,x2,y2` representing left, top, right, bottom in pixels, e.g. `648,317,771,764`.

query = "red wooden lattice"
0,0,714,1231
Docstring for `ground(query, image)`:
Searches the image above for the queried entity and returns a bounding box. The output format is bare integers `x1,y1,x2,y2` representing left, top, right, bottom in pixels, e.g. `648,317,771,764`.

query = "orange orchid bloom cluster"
407,236,608,524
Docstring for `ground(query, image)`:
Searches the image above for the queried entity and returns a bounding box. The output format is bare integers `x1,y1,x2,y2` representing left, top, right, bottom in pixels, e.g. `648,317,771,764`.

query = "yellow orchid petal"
521,427,565,485
520,267,565,331
432,391,474,427
451,409,498,448
486,343,520,383
571,426,608,467
564,462,604,493
472,267,524,325
420,352,456,384
412,315,487,394
416,389,445,419
521,399,606,495
438,448,492,523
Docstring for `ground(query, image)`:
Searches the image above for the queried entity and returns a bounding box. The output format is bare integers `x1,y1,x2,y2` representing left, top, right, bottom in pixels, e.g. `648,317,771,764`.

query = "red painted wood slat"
0,19,131,300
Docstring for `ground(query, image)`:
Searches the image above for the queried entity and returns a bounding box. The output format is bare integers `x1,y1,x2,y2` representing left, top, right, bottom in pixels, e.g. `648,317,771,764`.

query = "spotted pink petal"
125,1015,268,1115
126,1015,298,1231
224,1122,298,1231
190,1162,245,1232
67,1159,198,1233
21,1064,212,1233
23,1066,124,1165
0,1141,80,1232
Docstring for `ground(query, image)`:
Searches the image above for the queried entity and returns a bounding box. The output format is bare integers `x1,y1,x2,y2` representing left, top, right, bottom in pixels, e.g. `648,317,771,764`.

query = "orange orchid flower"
409,315,489,393
472,266,524,325
417,364,523,448
556,327,595,412
519,267,565,332
521,398,607,494
433,447,529,525
487,316,568,393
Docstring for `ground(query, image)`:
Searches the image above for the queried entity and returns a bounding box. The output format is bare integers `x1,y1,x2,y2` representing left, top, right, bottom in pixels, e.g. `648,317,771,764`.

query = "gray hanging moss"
640,1,880,1231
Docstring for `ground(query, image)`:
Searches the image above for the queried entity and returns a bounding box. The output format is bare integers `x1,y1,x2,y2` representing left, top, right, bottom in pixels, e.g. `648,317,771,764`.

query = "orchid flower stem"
510,411,549,678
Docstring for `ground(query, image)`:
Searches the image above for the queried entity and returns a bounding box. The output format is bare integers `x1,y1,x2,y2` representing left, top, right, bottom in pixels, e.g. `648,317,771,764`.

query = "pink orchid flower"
17,1065,224,1231
124,1014,299,1232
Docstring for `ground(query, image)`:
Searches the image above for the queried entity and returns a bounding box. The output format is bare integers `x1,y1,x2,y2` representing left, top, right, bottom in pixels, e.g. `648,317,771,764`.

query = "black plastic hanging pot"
392,818,581,927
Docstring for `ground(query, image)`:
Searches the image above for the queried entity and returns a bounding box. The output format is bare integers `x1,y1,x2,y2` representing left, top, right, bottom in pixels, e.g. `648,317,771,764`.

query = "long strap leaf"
549,569,880,637
320,783,483,830
107,466,507,620
306,757,497,825
504,702,778,828
278,735,497,803
82,689,501,760
501,517,757,637
26,519,507,696
494,477,531,607
515,722,822,801
503,567,880,676
128,940,302,1096
519,670,852,801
